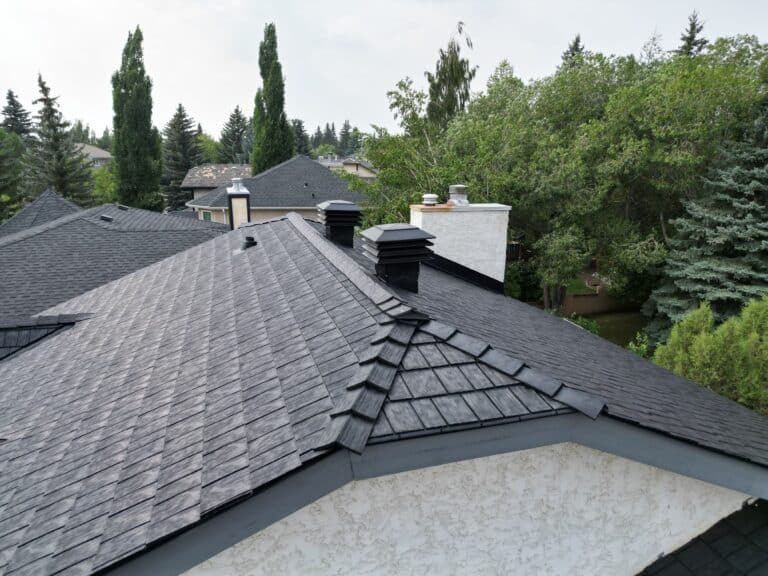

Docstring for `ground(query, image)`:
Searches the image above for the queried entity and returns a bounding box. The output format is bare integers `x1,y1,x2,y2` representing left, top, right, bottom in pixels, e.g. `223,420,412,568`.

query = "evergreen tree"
561,34,585,65
251,23,294,174
425,22,477,129
311,125,323,149
338,120,352,156
2,90,32,138
322,122,338,150
291,119,310,155
650,98,768,330
197,124,220,164
70,120,92,143
348,127,363,155
161,104,198,210
675,11,708,57
219,105,249,163
0,128,24,221
112,26,162,210
96,127,112,151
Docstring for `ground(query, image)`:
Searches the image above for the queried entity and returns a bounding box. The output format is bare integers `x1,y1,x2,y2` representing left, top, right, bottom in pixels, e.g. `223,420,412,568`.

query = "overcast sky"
2,0,767,139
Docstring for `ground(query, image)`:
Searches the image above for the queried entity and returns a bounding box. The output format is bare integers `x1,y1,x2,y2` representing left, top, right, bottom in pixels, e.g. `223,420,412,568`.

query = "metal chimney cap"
317,200,361,212
447,184,469,205
422,193,438,205
227,177,248,196
361,223,435,244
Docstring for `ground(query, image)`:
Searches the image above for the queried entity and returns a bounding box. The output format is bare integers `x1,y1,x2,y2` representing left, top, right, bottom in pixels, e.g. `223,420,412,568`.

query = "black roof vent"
242,236,257,250
317,200,362,247
117,204,129,211
361,223,434,292
100,214,114,222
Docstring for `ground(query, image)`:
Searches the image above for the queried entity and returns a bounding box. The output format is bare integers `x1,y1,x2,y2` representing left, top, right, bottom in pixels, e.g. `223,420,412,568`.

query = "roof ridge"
0,205,102,248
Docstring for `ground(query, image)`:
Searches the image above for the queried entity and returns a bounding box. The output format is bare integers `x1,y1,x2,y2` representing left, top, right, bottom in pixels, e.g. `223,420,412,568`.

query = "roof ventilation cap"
227,177,248,196
361,223,434,292
100,214,114,222
318,200,362,247
117,204,129,211
422,193,438,206
447,184,469,205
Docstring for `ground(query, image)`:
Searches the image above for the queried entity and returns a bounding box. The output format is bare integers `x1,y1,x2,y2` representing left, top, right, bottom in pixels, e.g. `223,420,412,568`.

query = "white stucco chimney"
227,177,251,230
410,185,511,284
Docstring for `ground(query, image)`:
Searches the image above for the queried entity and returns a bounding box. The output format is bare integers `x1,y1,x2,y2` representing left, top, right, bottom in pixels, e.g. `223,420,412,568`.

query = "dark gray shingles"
0,190,80,239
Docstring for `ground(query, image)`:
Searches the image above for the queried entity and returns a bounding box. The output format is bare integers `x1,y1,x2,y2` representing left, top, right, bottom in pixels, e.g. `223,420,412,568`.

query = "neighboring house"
76,143,112,168
0,203,227,318
316,154,344,169
181,164,251,200
2,196,768,575
187,155,362,224
341,156,377,179
0,189,81,238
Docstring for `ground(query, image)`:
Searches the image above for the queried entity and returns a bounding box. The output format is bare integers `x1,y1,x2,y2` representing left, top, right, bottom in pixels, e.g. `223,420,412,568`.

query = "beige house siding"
196,208,317,225
342,163,377,178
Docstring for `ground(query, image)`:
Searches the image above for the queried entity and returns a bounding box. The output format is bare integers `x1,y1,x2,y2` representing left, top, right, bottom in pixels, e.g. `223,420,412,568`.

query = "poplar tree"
251,23,293,173
162,104,198,210
291,119,310,155
675,11,708,57
28,75,93,206
112,26,162,209
2,90,32,138
219,105,249,163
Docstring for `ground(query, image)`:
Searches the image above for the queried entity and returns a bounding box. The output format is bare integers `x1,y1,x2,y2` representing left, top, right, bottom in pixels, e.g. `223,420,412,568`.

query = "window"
202,211,212,222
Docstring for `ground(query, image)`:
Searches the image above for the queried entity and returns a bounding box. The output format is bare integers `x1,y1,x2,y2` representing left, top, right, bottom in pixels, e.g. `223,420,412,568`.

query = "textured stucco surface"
185,443,747,576
411,203,510,281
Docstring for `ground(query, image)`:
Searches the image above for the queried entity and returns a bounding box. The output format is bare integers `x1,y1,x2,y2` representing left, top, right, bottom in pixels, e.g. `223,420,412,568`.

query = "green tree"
0,128,24,221
425,22,477,129
561,34,585,65
311,125,323,148
2,90,32,138
96,127,112,151
197,125,219,164
535,226,590,310
162,104,198,210
675,11,708,57
322,122,338,149
29,75,93,206
653,298,768,414
91,165,118,204
310,143,336,159
338,120,352,156
70,120,93,144
251,23,294,173
112,26,162,210
219,106,249,163
291,119,310,155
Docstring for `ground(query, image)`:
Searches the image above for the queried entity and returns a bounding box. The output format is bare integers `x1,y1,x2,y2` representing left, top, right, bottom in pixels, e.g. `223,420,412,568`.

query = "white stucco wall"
185,443,747,576
410,203,511,282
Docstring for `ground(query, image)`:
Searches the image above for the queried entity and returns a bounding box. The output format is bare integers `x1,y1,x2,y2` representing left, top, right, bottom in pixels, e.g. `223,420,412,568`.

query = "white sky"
2,0,767,138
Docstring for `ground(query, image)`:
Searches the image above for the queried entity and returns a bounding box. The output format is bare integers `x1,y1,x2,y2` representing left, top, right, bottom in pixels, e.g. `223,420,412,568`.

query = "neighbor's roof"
638,499,768,575
342,157,376,172
187,156,362,210
180,164,250,189
0,203,227,317
76,144,112,161
1,213,768,575
0,190,81,238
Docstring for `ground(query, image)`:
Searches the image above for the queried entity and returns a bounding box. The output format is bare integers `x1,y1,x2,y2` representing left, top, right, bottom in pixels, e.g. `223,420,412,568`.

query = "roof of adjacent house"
187,156,362,210
76,144,112,161
180,164,251,189
638,499,768,575
0,203,227,317
0,190,81,238
1,213,767,575
341,157,376,172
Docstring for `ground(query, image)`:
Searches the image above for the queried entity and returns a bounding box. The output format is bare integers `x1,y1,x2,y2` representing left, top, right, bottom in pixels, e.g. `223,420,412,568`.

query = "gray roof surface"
0,213,602,575
0,203,227,317
180,164,250,189
75,144,112,161
187,156,362,209
0,190,81,238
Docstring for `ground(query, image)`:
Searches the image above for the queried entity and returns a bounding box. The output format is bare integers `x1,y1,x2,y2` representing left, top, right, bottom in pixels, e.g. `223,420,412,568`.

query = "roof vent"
447,184,469,205
317,200,362,247
117,204,129,211
242,236,257,250
361,224,434,292
100,214,114,222
422,193,438,206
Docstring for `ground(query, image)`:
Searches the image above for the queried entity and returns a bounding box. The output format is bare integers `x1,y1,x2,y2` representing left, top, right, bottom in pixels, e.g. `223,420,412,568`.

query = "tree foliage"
219,106,249,163
112,26,162,210
653,298,768,414
162,104,198,210
291,119,310,155
197,126,219,164
2,90,32,138
561,34,585,65
675,11,708,57
0,127,24,221
251,23,293,173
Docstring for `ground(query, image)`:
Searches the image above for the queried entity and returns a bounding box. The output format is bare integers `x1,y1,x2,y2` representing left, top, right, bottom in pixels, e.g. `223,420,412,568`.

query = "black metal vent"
100,214,114,222
361,224,434,292
317,200,362,247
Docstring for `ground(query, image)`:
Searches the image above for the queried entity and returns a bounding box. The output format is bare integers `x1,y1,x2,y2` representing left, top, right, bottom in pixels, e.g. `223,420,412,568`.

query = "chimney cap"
317,200,361,212
361,223,435,244
448,184,469,205
227,177,248,196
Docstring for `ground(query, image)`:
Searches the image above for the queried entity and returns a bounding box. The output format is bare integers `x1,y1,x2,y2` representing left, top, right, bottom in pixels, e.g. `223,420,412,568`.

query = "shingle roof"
1,213,767,575
75,144,112,161
639,499,768,575
187,156,362,209
180,164,250,189
0,190,81,238
0,203,227,317
0,314,93,361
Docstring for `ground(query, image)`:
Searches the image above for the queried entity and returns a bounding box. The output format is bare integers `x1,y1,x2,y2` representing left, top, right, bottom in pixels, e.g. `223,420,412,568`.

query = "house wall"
185,442,747,576
196,208,318,225
342,163,377,178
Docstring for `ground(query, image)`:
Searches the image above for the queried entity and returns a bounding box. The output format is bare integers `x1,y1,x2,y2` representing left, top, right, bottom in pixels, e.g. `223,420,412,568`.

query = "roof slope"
0,203,227,317
76,144,111,161
639,499,768,575
0,215,594,575
0,190,81,238
181,164,250,189
188,156,362,209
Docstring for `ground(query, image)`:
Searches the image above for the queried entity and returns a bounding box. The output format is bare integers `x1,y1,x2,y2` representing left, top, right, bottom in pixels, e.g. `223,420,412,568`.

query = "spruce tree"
650,98,768,329
561,34,585,65
112,26,162,210
322,123,338,150
0,128,24,221
675,11,708,57
425,22,477,129
29,75,93,206
162,104,198,210
338,120,352,156
2,90,32,138
96,127,112,151
219,105,249,163
311,125,323,149
291,119,310,155
70,120,92,143
251,23,294,174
